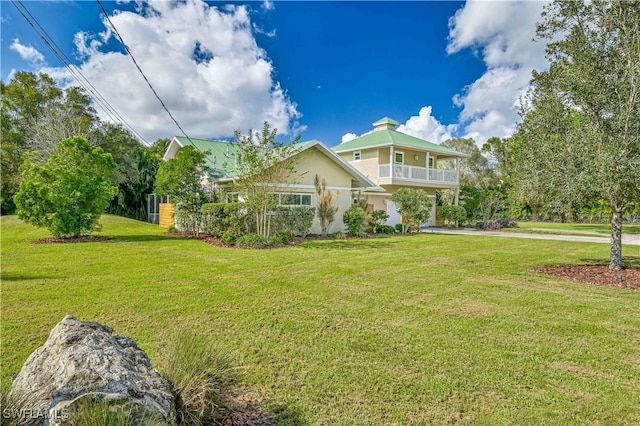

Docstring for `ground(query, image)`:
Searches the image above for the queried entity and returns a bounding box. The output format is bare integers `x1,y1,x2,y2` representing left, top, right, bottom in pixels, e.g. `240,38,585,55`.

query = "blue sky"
1,1,550,146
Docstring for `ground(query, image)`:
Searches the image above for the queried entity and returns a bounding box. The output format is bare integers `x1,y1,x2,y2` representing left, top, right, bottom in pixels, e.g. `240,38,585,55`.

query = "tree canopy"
14,136,117,237
229,122,301,237
511,0,640,269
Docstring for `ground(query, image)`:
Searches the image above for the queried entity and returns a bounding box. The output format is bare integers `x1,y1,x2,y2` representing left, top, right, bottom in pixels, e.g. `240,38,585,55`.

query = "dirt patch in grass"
32,235,113,244
220,391,296,426
533,264,640,290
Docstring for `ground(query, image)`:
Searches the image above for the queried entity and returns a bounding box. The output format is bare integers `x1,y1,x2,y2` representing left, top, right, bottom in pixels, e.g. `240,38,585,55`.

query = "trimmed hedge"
202,203,248,237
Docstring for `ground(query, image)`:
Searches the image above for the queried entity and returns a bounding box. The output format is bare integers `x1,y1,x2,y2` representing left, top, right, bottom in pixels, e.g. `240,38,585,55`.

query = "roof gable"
164,136,377,188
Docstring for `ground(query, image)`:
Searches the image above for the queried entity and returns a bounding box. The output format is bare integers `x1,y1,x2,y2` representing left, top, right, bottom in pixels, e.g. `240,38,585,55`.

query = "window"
226,192,239,203
277,193,312,206
353,151,362,161
428,157,434,168
394,151,404,164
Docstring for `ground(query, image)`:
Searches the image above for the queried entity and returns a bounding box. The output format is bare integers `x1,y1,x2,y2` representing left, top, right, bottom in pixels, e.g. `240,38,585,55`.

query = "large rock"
11,315,176,425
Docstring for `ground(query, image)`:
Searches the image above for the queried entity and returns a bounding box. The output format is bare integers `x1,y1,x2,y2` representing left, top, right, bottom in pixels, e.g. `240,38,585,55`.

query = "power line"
10,0,150,144
96,0,196,145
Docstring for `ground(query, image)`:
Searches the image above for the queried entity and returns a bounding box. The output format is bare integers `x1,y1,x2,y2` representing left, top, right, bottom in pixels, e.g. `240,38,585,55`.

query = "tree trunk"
609,207,624,271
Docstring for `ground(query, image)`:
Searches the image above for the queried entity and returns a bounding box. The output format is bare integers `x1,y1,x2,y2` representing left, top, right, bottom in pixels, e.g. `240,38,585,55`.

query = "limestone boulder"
10,315,176,425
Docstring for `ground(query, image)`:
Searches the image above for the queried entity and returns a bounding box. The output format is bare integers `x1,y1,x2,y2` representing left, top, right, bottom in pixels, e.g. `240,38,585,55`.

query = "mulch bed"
32,235,113,244
533,264,640,290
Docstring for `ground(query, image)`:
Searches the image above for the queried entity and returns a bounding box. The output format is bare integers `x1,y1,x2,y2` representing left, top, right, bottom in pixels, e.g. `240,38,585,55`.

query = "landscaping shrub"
368,210,390,234
375,224,396,234
475,219,518,230
220,229,239,245
330,231,346,240
440,205,467,227
390,188,432,233
284,206,315,238
343,206,367,236
202,203,248,237
273,230,294,245
395,223,405,233
158,331,237,426
236,233,272,248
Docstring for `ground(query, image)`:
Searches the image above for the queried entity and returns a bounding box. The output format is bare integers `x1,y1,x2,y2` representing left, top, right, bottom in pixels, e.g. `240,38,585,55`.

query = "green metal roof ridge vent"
372,117,399,131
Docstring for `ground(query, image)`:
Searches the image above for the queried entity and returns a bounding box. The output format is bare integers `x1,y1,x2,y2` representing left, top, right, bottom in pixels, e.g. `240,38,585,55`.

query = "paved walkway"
422,227,640,246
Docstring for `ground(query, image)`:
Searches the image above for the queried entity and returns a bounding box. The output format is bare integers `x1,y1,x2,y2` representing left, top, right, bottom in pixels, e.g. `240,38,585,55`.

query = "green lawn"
2,215,639,425
512,221,640,235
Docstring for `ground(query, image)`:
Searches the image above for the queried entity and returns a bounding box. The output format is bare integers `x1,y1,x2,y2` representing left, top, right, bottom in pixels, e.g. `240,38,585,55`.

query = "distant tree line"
1,71,169,220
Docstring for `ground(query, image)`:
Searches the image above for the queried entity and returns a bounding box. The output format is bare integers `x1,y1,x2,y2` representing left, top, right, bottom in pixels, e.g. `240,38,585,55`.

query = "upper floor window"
428,157,434,168
394,151,404,164
353,151,361,161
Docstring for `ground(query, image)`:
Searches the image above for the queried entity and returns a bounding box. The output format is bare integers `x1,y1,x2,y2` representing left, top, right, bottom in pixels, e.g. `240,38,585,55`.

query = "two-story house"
333,117,468,227
160,116,466,231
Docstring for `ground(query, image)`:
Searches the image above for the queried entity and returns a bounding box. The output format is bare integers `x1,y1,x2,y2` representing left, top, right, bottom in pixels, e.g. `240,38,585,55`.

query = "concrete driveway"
422,227,640,246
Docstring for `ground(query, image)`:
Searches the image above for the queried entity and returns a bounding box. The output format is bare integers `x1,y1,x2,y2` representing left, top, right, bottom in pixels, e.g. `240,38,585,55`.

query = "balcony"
379,164,458,184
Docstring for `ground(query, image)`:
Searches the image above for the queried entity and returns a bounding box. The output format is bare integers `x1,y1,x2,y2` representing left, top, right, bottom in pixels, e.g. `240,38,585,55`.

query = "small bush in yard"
202,203,248,237
158,331,238,426
375,224,396,234
221,229,239,245
273,230,294,245
440,205,467,227
343,206,367,236
236,233,272,248
369,210,390,233
286,206,315,238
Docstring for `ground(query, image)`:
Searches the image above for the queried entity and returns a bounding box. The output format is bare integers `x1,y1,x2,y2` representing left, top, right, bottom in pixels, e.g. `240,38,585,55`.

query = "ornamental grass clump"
158,331,238,426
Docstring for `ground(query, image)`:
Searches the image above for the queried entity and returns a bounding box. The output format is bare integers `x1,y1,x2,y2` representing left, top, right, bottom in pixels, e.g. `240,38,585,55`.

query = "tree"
390,188,432,233
441,138,495,187
155,145,208,236
1,72,63,214
524,0,640,269
25,85,98,163
229,122,301,237
440,205,467,228
14,136,117,238
314,175,338,236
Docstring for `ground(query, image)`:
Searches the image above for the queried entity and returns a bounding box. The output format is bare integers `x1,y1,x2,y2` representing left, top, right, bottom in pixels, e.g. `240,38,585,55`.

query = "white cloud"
262,0,274,11
447,0,550,144
46,0,299,142
396,106,456,144
74,32,102,58
341,133,357,144
10,38,45,64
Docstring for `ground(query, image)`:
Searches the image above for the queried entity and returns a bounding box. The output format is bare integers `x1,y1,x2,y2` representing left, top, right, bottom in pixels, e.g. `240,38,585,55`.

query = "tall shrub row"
201,203,315,243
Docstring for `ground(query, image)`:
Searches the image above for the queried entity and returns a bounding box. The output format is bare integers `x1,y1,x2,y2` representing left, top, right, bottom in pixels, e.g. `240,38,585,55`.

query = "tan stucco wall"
338,149,379,182
294,148,354,188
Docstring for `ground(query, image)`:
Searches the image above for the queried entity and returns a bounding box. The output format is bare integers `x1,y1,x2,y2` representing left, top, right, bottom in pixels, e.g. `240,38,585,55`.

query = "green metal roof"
332,128,467,158
175,136,239,179
175,137,329,180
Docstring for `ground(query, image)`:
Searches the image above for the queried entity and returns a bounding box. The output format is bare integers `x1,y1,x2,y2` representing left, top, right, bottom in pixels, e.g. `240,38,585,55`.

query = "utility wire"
10,0,150,144
96,0,196,145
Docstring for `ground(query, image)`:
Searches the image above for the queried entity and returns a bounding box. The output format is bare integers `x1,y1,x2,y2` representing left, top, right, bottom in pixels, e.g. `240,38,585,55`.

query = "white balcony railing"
378,164,458,184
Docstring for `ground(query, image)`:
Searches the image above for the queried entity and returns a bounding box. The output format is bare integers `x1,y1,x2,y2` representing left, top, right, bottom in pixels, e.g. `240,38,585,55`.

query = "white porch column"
426,152,430,168
390,146,395,178
454,188,460,206
455,158,460,183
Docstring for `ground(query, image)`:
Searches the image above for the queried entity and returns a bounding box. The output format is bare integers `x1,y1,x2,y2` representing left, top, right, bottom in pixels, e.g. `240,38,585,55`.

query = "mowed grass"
514,221,640,235
2,215,640,425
